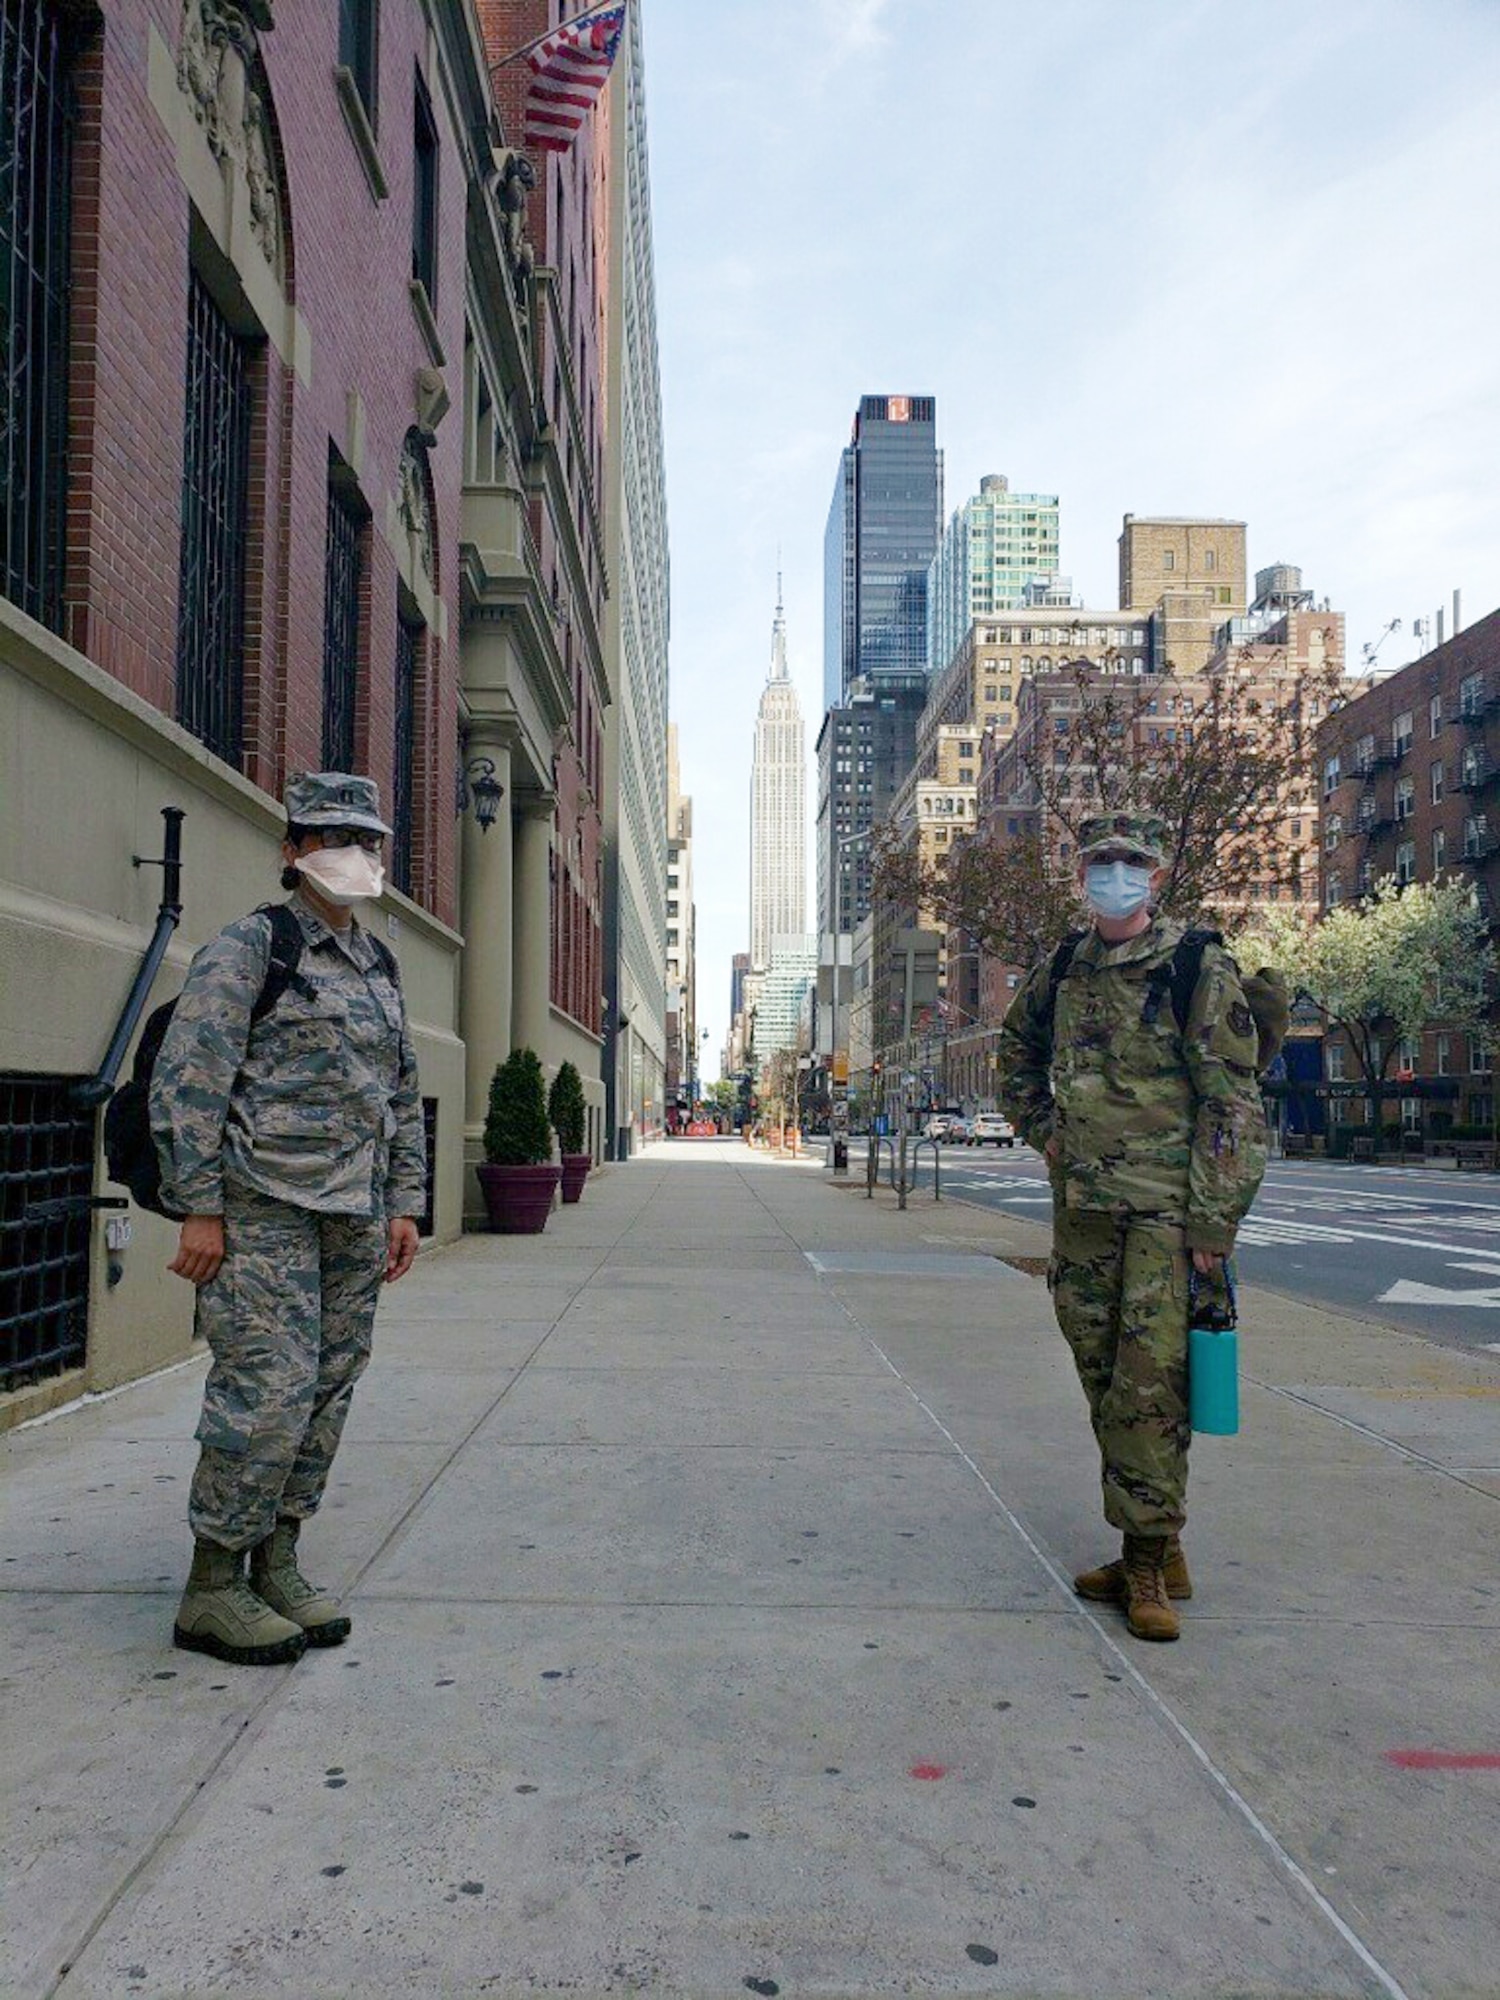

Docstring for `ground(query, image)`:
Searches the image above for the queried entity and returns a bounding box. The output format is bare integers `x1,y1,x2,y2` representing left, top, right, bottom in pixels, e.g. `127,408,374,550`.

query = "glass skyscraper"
823,395,942,711
926,474,1062,679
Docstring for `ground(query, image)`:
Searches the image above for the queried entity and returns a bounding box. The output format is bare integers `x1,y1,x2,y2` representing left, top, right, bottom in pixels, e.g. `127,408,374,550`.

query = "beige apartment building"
1119,515,1248,673
914,611,1154,786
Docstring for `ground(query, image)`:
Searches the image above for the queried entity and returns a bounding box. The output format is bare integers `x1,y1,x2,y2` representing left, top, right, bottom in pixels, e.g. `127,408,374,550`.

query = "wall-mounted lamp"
465,757,506,832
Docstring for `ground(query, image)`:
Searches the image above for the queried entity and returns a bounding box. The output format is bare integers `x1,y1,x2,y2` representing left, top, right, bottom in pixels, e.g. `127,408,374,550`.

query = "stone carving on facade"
414,366,450,441
495,149,538,309
177,0,284,275
398,433,436,593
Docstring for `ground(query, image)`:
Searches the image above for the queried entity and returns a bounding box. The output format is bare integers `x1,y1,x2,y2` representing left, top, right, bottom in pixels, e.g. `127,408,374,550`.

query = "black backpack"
1040,927,1287,1074
103,904,314,1218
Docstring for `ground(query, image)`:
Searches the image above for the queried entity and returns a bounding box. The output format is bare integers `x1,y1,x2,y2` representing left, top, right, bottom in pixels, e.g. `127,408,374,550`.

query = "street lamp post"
826,827,870,1170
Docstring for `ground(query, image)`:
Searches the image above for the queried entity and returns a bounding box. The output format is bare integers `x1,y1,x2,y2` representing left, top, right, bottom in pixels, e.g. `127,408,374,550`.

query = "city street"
5,1143,1500,1999
853,1142,1500,1358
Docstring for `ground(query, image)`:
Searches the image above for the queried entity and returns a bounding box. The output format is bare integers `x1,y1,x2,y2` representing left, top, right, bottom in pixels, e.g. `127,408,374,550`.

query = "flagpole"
487,20,558,73
487,0,624,73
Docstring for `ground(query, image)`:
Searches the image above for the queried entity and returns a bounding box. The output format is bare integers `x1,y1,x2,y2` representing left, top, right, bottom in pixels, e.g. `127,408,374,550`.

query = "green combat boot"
249,1518,352,1647
174,1540,308,1666
1120,1534,1181,1642
1074,1535,1192,1604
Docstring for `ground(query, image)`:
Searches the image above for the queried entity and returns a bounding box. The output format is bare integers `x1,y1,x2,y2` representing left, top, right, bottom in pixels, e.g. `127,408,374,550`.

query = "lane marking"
1260,1176,1500,1212
965,1194,1499,1273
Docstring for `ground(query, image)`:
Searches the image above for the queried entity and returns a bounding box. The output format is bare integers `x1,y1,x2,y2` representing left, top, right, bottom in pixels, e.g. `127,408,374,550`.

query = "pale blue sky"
642,0,1500,1078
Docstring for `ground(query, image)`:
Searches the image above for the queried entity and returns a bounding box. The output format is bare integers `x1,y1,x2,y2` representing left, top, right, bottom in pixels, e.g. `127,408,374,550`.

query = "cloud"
816,0,891,60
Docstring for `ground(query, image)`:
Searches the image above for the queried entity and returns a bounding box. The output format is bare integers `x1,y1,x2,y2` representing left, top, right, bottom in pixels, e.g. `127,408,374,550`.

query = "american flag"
524,3,628,156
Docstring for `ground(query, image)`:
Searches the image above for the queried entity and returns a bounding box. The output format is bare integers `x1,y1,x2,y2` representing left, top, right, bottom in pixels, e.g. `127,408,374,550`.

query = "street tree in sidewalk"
873,648,1343,970
760,1046,800,1143
872,822,1080,973
1239,876,1496,1132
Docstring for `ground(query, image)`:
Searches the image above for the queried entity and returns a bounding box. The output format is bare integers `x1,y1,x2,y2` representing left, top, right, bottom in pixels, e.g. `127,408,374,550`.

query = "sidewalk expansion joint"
1256,1379,1500,1505
38,1294,579,1999
352,1592,1082,1613
735,1169,1417,2000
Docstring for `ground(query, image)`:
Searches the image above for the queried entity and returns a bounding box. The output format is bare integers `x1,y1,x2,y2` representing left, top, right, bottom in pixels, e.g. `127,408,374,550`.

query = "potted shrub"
549,1060,591,1203
476,1049,560,1233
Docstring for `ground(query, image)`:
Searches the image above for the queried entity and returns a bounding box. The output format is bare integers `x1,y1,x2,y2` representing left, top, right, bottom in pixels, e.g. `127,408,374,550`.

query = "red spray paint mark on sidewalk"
909,1763,949,1781
1384,1750,1500,1771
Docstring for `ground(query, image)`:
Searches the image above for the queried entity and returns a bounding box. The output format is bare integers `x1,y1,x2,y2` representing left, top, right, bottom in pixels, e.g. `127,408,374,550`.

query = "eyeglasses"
1089,852,1155,869
317,828,385,852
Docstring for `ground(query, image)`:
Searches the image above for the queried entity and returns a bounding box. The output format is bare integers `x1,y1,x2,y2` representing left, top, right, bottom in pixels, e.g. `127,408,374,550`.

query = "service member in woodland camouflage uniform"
151,773,426,1666
996,812,1267,1641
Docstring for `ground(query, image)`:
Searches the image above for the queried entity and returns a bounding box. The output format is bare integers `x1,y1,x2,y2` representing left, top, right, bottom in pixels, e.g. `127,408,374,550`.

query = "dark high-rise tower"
823,395,942,712
818,396,942,931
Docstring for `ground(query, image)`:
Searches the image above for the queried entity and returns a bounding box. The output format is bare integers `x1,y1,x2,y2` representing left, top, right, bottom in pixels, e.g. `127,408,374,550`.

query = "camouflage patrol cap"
1077,811,1170,866
284,771,393,836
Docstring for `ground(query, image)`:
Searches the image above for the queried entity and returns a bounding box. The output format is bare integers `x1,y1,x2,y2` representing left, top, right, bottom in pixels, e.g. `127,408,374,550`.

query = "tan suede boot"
174,1539,308,1666
1074,1535,1192,1603
1121,1534,1181,1642
249,1518,351,1647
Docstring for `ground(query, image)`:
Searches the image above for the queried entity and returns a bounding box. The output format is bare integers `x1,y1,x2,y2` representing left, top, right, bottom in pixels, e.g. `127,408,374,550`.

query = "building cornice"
459,505,573,747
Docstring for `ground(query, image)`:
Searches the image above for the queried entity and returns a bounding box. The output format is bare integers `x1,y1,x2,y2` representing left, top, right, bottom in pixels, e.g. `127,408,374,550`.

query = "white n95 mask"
295,847,385,905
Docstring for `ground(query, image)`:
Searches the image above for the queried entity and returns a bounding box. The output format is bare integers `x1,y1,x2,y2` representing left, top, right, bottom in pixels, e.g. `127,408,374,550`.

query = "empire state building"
749,587,807,971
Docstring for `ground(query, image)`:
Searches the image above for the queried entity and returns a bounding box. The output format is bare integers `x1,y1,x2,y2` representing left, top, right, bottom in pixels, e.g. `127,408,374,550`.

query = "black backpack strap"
1167,927,1224,1034
366,934,399,984
250,902,310,1026
1040,931,1085,1047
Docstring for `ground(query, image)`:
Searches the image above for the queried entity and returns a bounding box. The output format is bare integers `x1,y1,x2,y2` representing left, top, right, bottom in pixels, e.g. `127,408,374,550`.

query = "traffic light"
872,1059,883,1077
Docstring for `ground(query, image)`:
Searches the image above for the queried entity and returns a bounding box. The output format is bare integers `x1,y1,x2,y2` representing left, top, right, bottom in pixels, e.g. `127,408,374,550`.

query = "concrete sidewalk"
3,1141,1498,1999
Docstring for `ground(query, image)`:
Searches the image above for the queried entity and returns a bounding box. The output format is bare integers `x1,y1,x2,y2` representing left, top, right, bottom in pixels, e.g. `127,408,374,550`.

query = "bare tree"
875,645,1344,969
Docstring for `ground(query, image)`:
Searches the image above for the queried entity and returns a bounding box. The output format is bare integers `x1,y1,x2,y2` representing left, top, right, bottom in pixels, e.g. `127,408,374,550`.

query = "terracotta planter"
476,1161,561,1234
559,1152,591,1204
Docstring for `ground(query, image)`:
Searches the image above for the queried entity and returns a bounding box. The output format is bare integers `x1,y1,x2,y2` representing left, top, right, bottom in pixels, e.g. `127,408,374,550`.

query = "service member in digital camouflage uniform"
996,812,1267,1642
151,773,426,1666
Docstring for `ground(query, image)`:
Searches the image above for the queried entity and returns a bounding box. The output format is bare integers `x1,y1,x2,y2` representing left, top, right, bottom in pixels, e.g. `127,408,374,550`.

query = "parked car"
968,1112,1016,1147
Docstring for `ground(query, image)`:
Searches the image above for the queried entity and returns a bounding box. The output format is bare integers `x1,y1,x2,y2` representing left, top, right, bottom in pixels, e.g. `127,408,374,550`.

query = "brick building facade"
60,0,466,915
0,0,494,1423
1316,608,1500,1133
1119,515,1247,674
481,0,609,1054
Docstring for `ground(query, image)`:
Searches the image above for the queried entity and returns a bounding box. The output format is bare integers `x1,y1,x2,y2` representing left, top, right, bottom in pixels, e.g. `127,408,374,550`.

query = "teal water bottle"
1188,1264,1239,1436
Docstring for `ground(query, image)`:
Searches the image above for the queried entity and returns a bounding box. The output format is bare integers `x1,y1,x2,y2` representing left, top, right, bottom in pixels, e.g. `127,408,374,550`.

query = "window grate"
0,0,75,633
392,610,420,896
321,478,363,771
176,272,252,766
0,1073,94,1390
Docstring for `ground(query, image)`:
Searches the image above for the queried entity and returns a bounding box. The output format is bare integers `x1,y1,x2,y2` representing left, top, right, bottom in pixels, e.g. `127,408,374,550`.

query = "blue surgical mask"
1085,860,1154,920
